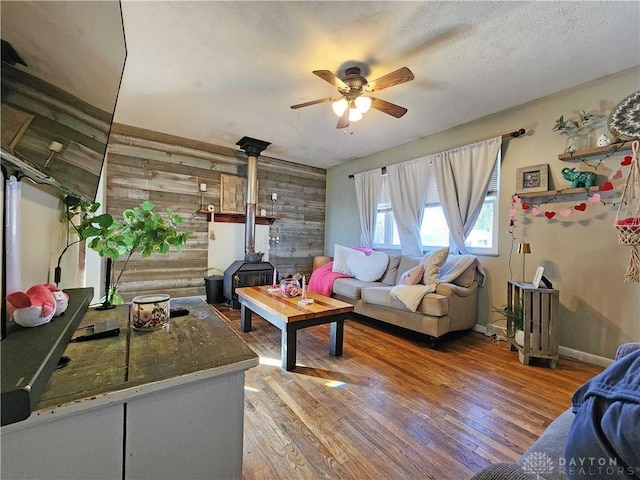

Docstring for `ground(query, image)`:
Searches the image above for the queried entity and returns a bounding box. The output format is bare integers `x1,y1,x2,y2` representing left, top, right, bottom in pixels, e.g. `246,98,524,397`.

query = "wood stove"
223,260,273,309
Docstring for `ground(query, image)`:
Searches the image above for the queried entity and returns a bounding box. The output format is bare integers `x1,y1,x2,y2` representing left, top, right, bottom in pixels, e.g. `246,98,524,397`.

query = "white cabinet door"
1,404,124,479
125,372,246,480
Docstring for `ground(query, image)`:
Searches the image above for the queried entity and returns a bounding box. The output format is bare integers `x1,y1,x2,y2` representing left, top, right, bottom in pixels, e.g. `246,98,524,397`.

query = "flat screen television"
1,0,127,202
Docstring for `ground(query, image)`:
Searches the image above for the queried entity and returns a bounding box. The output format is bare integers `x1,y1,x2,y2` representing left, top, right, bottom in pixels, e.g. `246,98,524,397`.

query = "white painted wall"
15,180,78,292
207,220,270,272
325,67,640,360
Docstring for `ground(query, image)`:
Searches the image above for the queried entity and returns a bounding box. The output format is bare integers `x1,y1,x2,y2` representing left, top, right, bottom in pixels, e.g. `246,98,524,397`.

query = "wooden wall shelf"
197,210,278,225
518,186,602,199
558,141,633,161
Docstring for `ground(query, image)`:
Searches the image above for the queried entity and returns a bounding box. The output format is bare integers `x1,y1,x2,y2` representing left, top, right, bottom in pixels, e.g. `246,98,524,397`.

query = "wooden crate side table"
507,281,559,368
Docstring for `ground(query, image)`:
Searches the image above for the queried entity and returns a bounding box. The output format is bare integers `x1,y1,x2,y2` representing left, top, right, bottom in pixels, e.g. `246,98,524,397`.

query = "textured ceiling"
5,2,640,170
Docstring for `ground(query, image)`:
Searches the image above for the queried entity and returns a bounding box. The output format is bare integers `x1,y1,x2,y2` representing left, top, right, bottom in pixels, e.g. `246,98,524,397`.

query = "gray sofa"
471,342,640,480
330,253,482,345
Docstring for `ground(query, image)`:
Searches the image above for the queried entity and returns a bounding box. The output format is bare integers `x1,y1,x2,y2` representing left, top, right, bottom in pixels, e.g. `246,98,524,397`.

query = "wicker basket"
614,141,640,245
615,221,640,245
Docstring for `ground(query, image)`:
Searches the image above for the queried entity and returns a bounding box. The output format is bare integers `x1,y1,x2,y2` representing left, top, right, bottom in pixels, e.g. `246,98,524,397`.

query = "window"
373,161,500,255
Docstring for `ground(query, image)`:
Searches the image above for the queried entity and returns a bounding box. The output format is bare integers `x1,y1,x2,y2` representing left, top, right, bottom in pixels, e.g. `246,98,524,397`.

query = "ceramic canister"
132,294,170,330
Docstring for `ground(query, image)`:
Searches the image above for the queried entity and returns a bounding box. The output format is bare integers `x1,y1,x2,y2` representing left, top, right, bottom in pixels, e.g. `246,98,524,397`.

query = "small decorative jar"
132,294,170,330
279,278,300,298
565,133,591,153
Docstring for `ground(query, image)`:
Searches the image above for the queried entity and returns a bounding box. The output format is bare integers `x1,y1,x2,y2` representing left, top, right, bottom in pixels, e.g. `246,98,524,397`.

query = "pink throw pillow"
399,264,424,285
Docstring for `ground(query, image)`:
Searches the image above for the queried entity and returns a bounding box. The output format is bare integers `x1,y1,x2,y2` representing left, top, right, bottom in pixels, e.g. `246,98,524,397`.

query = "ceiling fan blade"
313,70,349,90
290,97,334,109
371,98,408,118
336,110,350,129
365,67,414,92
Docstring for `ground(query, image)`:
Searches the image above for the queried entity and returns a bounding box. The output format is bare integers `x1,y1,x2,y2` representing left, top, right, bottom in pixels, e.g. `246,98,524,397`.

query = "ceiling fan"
290,66,414,129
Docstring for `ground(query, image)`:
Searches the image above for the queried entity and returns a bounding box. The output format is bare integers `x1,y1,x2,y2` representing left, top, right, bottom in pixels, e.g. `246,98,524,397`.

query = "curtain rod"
347,128,526,178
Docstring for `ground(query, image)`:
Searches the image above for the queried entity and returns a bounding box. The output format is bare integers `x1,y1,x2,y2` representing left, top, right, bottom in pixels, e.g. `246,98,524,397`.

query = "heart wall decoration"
509,149,633,224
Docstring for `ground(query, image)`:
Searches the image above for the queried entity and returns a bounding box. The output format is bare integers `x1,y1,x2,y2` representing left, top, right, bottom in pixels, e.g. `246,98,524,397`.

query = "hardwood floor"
212,304,603,480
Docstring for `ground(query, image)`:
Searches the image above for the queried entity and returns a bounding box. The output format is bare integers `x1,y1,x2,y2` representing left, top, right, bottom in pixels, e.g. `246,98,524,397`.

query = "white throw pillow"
398,264,424,285
332,244,353,275
347,250,389,282
421,247,449,287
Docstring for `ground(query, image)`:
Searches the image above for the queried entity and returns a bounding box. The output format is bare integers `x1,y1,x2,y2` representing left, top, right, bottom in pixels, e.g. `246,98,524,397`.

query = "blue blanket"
565,349,640,479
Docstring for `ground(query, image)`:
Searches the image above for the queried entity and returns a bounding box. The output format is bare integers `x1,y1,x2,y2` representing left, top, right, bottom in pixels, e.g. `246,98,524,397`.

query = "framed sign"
532,266,545,288
516,164,549,194
220,174,258,213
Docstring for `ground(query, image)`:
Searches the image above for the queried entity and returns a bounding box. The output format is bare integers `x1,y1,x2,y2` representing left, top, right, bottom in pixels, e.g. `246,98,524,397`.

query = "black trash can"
204,268,224,304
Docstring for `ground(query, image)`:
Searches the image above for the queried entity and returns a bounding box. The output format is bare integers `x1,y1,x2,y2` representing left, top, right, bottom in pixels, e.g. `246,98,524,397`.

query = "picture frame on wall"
516,164,549,194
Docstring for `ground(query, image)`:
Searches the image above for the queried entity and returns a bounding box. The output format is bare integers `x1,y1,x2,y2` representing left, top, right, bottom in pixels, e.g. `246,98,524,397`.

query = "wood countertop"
8,297,258,428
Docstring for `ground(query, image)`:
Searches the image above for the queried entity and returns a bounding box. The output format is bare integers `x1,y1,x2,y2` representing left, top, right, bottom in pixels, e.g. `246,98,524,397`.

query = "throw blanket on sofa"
440,254,486,287
308,261,350,296
390,284,434,312
391,255,485,312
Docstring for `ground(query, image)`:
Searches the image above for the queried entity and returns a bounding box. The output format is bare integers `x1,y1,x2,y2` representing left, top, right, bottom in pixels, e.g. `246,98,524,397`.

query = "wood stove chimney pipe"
235,137,271,261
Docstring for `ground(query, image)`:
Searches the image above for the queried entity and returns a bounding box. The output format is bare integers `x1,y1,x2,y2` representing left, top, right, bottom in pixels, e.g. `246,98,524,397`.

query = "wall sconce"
199,183,207,210
43,141,63,168
271,192,277,215
517,242,531,282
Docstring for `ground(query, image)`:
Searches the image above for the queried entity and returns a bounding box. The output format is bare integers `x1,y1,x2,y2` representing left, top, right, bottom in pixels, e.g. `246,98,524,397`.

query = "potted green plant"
552,111,596,153
491,301,524,339
62,198,194,304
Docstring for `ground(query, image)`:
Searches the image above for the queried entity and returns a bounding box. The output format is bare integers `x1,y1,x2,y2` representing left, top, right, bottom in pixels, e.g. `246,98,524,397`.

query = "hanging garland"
509,154,634,228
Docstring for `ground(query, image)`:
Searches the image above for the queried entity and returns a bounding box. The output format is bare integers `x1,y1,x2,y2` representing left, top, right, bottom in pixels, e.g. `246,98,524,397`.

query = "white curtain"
354,169,383,248
386,157,432,256
433,137,502,254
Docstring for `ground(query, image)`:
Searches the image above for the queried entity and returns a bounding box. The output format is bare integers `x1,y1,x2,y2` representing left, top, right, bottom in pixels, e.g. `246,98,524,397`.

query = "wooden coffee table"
235,285,354,370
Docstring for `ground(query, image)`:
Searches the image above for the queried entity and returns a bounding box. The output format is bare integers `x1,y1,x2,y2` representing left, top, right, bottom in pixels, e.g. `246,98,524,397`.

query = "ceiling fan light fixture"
355,96,372,114
348,107,363,122
331,98,348,116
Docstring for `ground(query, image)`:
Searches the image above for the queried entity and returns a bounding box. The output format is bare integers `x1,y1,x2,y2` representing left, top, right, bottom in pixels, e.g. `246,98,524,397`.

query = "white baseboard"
475,322,508,341
472,324,487,334
474,324,614,367
559,346,613,368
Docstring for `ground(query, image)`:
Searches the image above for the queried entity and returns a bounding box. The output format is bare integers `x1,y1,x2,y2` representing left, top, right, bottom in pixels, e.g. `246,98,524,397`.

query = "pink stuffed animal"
6,284,69,328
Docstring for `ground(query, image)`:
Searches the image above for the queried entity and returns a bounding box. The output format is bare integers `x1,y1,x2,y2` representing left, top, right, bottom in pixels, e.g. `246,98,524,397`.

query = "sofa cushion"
361,287,450,316
417,293,449,316
398,264,424,285
516,408,574,480
347,250,389,282
421,247,449,286
332,277,383,300
471,462,534,480
379,255,401,285
332,244,353,274
396,256,423,285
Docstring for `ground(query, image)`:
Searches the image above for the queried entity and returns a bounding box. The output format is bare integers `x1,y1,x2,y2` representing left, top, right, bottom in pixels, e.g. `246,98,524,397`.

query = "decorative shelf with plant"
558,140,634,161
552,110,597,153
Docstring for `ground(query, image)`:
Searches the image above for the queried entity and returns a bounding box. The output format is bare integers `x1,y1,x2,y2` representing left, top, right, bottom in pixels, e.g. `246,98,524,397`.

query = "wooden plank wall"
1,63,112,201
107,124,326,301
